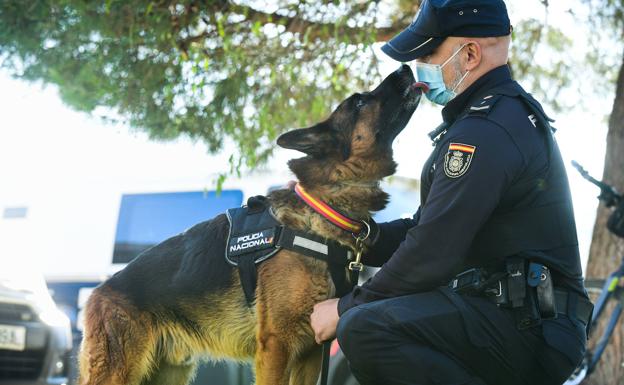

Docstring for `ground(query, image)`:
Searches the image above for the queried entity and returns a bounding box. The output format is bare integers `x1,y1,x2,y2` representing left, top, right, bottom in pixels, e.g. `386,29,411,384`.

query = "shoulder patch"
444,143,476,178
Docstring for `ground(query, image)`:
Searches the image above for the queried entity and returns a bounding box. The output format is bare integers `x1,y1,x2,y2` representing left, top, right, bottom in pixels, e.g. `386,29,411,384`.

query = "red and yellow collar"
294,183,365,235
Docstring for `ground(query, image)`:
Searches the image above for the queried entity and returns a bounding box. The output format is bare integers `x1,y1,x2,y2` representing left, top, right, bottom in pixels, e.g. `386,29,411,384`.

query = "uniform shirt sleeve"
338,117,525,315
362,208,421,267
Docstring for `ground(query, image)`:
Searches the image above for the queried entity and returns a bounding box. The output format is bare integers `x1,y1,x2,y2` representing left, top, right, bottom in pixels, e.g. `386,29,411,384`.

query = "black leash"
320,340,331,385
318,259,362,384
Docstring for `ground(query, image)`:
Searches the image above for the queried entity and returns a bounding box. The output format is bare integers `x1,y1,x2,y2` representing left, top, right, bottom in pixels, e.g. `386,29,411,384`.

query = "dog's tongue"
410,82,429,94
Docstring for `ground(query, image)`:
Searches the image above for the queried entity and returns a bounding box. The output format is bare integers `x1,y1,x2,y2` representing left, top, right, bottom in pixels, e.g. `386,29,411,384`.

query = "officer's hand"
310,298,340,344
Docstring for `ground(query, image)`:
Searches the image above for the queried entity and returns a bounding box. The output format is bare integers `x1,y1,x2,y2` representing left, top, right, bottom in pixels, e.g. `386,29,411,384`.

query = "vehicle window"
112,190,243,264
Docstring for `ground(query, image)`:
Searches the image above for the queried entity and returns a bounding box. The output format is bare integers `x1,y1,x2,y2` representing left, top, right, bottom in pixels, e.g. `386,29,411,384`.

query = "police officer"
310,0,593,384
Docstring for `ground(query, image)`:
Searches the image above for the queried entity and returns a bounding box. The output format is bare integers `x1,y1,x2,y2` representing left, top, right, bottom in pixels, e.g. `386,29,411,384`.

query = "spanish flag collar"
294,183,366,236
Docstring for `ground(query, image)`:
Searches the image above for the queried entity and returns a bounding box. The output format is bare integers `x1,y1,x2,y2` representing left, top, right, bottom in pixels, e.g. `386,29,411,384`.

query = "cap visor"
381,30,443,62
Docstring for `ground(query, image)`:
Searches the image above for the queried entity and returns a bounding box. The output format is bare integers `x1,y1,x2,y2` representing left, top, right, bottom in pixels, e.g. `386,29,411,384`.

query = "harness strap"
227,195,359,306
276,227,352,265
238,255,258,306
320,341,331,385
234,225,357,306
276,227,356,297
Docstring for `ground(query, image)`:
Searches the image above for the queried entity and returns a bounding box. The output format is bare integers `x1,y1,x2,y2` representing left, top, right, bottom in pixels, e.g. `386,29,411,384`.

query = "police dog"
78,65,424,385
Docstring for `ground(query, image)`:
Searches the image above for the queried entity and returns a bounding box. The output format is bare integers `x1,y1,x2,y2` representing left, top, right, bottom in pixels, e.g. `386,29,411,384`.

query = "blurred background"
0,0,623,384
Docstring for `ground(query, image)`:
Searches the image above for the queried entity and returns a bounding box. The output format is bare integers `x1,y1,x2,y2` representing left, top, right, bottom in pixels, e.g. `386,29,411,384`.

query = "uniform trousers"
336,287,585,385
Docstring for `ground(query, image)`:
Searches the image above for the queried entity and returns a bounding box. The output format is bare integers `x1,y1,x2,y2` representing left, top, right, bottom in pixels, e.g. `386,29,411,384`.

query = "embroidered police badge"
444,143,476,178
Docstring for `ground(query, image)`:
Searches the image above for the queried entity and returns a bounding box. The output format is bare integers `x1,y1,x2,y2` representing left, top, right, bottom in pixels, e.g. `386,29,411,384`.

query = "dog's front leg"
289,344,322,385
254,334,290,385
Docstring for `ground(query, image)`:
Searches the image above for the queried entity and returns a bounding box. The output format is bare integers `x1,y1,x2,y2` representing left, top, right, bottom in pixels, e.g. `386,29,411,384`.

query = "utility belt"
449,258,593,331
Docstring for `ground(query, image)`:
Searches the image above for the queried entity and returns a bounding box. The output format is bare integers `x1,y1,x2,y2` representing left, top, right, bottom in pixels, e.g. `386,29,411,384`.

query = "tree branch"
177,2,407,48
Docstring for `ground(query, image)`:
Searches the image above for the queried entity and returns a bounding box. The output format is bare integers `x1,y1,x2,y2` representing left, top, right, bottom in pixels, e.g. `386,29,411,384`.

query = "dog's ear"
277,123,342,157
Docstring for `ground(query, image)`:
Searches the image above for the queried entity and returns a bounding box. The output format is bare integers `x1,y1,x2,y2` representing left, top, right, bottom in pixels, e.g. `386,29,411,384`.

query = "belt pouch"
506,258,526,308
507,258,541,329
449,268,485,295
515,288,542,330
530,263,557,319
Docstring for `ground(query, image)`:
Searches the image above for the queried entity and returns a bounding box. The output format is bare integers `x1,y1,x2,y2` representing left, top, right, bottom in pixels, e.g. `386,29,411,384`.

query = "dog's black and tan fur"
78,65,422,385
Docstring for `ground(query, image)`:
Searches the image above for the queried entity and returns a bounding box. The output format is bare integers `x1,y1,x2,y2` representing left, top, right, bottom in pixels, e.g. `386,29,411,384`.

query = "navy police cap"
381,0,512,62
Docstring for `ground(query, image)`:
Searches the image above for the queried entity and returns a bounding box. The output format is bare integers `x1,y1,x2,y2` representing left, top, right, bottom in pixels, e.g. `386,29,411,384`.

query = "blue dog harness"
225,196,358,305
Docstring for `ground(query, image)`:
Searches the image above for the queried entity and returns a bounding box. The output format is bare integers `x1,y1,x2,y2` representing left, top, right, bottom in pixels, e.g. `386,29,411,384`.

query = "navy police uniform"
335,1,590,384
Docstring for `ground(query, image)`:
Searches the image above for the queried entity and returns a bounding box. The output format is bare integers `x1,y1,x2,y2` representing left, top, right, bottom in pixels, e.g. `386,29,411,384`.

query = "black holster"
449,259,558,330
507,259,557,329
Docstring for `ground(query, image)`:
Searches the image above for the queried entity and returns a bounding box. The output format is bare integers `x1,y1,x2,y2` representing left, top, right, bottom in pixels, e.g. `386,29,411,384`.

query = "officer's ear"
464,41,482,71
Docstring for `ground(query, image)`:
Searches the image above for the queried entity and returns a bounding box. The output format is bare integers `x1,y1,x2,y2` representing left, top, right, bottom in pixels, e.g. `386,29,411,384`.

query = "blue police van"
44,176,419,385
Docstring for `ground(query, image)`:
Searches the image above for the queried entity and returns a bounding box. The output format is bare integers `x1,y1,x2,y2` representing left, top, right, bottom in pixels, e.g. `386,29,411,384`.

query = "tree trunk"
583,51,624,385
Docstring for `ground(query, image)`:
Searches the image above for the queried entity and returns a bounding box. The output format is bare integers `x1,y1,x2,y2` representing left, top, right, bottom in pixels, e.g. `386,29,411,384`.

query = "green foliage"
509,18,575,112
584,0,624,34
0,0,610,178
507,0,623,113
0,0,391,177
580,0,624,97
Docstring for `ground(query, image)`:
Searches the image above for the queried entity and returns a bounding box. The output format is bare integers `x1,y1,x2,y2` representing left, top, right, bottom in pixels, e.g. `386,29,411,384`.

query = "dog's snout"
396,64,412,76
394,64,416,96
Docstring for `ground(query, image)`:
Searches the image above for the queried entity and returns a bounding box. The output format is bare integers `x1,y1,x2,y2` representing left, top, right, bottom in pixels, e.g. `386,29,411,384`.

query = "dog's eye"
355,98,366,110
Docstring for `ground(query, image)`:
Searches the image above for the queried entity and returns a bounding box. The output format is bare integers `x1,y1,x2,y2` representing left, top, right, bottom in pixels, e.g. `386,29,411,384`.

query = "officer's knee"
336,306,384,359
336,308,354,352
336,307,381,381
336,308,355,351
337,307,366,348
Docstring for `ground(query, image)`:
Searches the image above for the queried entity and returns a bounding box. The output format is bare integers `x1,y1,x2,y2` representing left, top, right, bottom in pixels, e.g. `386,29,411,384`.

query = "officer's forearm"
363,216,419,267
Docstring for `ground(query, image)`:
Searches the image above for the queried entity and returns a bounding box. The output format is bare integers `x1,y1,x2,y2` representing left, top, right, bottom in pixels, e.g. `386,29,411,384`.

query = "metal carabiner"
349,232,366,272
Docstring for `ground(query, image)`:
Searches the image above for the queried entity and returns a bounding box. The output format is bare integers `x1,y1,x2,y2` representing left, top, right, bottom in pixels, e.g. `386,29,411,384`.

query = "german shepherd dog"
78,64,423,385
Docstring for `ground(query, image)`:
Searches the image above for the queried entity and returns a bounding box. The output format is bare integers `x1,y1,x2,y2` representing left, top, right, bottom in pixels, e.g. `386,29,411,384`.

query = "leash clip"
349,235,366,272
348,261,364,272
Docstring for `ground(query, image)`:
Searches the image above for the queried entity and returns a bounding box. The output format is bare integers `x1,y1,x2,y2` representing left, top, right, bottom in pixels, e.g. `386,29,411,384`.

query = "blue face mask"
413,44,470,106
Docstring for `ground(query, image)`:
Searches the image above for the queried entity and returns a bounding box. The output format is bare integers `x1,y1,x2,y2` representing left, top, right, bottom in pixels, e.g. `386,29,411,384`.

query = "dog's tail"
77,285,156,385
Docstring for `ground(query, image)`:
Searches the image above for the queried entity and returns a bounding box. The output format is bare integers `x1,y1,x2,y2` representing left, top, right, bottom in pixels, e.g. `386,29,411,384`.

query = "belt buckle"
495,280,503,297
485,280,503,297
490,280,510,307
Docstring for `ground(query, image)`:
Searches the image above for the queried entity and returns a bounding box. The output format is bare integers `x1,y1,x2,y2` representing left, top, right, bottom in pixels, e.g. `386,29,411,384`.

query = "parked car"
0,267,72,385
